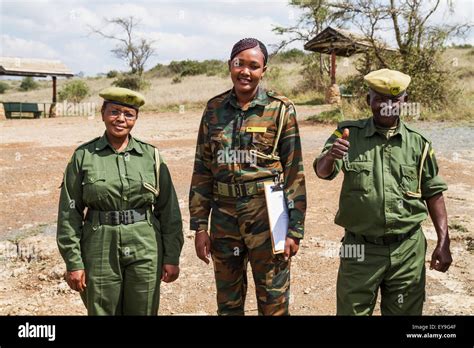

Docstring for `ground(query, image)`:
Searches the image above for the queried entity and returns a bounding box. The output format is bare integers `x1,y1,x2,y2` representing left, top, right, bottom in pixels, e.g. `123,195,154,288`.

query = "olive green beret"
99,87,145,109
364,68,411,97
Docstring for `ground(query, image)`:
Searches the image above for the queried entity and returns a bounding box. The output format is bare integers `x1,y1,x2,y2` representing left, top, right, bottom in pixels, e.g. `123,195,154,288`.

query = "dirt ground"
0,107,473,315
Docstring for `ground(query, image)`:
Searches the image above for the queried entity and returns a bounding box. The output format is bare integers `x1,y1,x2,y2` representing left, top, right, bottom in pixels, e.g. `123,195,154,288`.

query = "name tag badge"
246,126,267,133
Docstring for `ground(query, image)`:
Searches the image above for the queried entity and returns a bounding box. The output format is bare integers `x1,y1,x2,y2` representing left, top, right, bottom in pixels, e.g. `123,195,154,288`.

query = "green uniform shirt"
57,133,184,271
189,87,306,239
315,117,447,237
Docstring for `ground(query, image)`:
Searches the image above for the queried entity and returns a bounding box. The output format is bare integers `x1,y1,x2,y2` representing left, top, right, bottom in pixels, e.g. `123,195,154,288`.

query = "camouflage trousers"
210,193,291,316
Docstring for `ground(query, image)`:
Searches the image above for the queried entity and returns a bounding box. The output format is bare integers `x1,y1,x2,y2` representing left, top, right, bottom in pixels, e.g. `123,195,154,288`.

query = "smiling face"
367,89,407,127
101,102,138,140
229,47,267,97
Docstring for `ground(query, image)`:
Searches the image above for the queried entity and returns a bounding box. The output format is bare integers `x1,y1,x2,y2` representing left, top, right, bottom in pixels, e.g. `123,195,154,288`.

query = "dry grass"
0,48,472,121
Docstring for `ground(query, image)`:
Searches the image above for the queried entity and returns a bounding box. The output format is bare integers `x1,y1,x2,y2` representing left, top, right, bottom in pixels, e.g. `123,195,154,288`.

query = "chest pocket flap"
82,170,106,184
344,161,372,193
400,164,418,193
82,170,107,203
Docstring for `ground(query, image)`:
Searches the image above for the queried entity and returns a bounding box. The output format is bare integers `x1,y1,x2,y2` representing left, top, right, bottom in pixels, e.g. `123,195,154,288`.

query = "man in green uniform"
314,69,452,315
189,38,306,315
57,87,184,315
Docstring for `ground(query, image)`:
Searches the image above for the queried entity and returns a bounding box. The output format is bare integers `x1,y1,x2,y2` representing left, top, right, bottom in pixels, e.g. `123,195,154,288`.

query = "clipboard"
264,181,289,254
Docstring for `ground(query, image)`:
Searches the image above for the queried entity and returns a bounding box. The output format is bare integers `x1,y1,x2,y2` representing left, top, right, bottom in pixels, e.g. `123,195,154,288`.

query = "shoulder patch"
75,136,101,150
338,118,369,129
429,147,435,158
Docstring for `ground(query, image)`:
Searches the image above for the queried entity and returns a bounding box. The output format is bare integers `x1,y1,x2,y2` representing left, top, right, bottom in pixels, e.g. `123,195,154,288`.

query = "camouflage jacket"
189,87,306,239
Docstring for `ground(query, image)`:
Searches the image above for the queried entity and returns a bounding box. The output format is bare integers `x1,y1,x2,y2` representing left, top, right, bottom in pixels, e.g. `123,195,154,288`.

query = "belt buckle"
121,211,135,225
217,182,225,196
110,211,120,225
122,211,128,224
234,184,241,197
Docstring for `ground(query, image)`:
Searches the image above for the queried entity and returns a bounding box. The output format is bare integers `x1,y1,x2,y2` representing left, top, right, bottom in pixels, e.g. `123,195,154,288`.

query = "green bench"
3,102,43,119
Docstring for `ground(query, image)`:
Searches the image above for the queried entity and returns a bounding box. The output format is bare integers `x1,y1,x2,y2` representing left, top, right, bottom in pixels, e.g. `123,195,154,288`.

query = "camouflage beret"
364,68,411,97
99,87,145,109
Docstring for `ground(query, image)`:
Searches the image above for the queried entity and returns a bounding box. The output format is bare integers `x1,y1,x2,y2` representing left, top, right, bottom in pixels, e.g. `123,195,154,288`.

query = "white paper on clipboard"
264,182,289,254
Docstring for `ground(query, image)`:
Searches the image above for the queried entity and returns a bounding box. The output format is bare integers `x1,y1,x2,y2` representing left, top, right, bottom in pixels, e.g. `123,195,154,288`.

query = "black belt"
347,228,418,246
86,208,148,225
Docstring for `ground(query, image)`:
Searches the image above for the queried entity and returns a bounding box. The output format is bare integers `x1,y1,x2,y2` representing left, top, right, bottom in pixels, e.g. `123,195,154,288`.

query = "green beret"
99,87,145,109
364,68,411,97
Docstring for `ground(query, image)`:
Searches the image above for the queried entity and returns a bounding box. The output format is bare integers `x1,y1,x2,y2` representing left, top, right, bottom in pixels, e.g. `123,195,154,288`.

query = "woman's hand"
161,264,180,283
195,230,211,264
284,237,300,261
66,270,87,292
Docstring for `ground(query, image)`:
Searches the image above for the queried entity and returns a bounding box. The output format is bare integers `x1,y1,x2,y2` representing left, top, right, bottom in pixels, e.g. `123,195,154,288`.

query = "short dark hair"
230,38,268,66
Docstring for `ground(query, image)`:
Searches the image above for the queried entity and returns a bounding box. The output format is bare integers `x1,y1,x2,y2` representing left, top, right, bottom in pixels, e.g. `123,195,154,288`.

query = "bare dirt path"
0,109,472,315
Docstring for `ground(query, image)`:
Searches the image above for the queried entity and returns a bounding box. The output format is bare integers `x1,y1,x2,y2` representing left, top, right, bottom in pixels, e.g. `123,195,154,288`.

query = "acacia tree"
275,0,471,109
330,0,471,107
273,0,347,76
90,16,155,76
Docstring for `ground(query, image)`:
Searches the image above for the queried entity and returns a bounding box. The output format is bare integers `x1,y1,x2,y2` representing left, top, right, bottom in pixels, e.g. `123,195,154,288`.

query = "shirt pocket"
128,171,157,205
344,161,372,193
82,170,107,204
251,130,276,157
252,130,275,151
400,164,419,194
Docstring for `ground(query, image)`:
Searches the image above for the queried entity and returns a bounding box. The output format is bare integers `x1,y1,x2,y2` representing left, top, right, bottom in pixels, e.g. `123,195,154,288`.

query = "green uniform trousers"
337,227,426,315
210,194,291,316
80,212,163,315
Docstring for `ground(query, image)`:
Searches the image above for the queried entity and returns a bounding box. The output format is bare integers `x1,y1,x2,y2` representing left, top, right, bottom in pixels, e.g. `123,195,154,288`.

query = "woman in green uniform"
57,87,184,315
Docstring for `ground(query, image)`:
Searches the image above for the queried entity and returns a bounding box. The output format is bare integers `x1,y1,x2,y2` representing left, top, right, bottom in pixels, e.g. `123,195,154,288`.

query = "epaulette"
403,122,431,143
133,136,156,148
267,90,293,107
338,118,369,129
207,89,232,105
75,136,101,150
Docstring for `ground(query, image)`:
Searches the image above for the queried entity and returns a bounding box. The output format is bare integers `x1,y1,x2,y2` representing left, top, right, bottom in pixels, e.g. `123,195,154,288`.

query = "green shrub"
270,48,306,64
0,81,9,94
307,108,344,123
149,60,227,78
113,74,150,91
58,80,90,102
19,77,39,91
172,76,182,84
293,53,330,95
106,70,119,78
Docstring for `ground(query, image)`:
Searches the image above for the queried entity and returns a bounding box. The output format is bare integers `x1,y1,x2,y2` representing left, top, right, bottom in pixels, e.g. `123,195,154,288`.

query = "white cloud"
2,0,471,76
0,34,59,59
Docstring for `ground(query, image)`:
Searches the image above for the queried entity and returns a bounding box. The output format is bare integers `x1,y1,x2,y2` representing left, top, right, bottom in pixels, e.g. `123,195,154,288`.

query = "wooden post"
331,51,336,85
49,76,57,117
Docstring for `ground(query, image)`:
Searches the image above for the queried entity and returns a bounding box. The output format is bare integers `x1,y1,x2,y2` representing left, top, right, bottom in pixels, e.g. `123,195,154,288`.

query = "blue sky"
1,0,472,76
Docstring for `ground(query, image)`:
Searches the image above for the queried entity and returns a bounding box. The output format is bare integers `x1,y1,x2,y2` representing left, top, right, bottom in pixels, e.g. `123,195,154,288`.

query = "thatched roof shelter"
304,26,397,103
0,57,73,77
0,57,74,117
304,26,396,57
